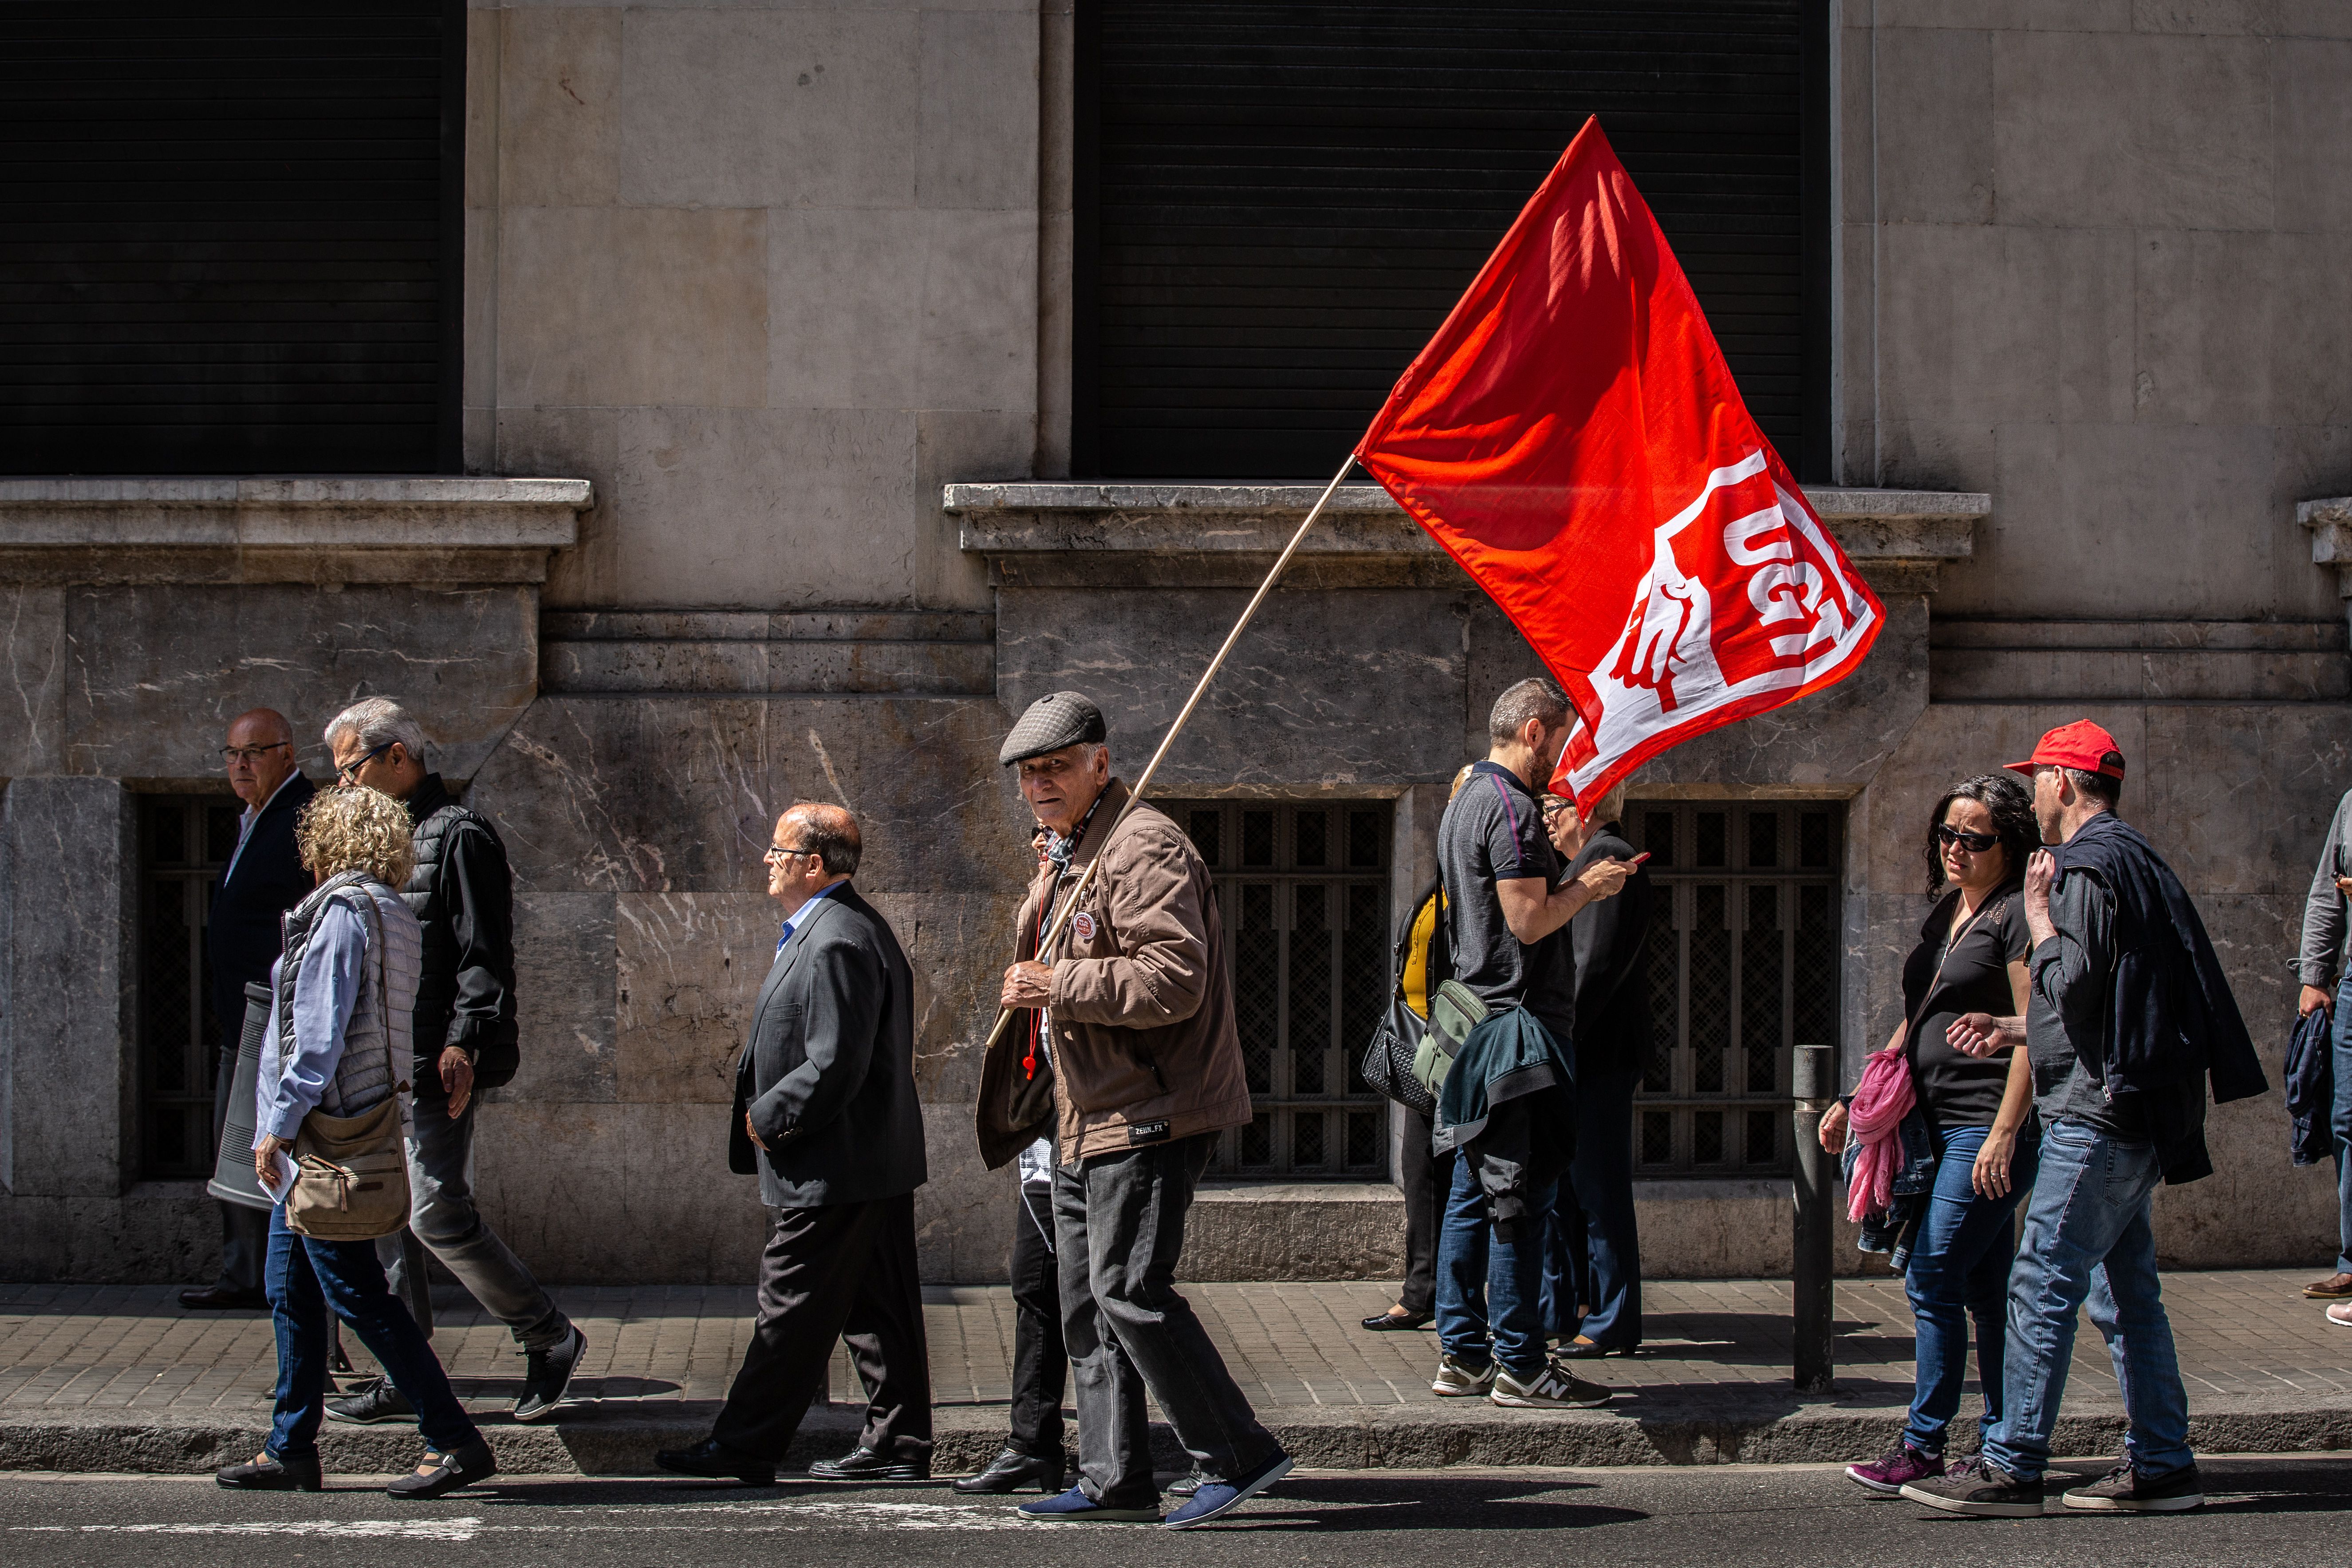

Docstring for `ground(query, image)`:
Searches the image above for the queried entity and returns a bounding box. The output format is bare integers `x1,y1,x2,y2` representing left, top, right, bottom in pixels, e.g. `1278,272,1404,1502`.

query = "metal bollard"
1791,1042,1836,1393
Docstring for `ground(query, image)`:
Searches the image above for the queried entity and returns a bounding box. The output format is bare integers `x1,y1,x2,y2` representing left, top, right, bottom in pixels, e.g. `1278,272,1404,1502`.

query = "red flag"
1355,119,1883,808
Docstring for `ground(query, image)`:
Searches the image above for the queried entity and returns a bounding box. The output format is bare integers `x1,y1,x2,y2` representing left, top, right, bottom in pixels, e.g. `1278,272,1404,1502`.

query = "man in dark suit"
657,802,932,1486
1541,785,1654,1358
184,708,316,1312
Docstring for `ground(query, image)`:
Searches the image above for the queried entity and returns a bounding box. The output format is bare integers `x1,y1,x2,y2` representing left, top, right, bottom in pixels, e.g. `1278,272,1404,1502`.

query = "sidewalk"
7,1272,2352,1475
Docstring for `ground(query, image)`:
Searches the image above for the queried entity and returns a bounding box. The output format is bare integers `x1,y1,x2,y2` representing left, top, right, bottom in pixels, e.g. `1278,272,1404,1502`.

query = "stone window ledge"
947,481,1986,594
0,476,591,586
2303,497,2352,600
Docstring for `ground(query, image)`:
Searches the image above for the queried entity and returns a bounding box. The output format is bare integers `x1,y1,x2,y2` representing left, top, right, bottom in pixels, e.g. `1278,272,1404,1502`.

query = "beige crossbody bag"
285,889,413,1242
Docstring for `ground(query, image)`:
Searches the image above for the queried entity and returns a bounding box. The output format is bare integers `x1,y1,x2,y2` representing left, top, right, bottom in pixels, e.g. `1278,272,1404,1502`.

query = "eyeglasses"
221,743,290,765
1540,800,1574,818
764,845,820,864
335,741,395,784
1935,825,1999,853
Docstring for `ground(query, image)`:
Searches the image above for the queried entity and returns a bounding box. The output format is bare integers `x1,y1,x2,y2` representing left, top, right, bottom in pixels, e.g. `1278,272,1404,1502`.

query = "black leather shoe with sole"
952,1448,1065,1495
808,1446,930,1482
386,1438,497,1500
216,1451,323,1492
326,1378,417,1425
656,1439,776,1486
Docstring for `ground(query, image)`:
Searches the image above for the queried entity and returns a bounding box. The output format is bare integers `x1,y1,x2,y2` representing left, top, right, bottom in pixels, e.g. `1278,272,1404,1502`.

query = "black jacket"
206,772,318,1041
729,884,925,1208
1565,823,1653,1080
400,775,519,1091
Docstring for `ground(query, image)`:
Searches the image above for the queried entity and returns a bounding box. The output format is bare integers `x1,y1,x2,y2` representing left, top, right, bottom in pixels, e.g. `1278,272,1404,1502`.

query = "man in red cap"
1904,720,2263,1521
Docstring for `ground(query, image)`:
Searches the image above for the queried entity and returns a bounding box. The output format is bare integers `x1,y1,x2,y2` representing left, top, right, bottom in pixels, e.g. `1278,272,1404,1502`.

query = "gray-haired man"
319,697,585,1426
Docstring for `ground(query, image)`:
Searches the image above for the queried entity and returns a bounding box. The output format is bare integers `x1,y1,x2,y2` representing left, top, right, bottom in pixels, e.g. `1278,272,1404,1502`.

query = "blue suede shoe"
1016,1485,1160,1523
1162,1451,1293,1529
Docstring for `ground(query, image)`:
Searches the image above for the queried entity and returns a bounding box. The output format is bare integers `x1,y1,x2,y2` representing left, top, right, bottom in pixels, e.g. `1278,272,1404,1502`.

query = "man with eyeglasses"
315,697,587,1427
183,709,315,1312
658,803,931,1487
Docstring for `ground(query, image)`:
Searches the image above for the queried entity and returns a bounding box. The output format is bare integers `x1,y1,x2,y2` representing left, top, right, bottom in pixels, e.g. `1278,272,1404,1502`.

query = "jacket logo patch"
1072,911,1096,942
1128,1120,1170,1145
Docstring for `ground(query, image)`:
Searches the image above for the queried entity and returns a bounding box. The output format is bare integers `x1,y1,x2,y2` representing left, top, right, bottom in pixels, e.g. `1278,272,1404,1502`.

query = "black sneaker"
1900,1455,2045,1517
514,1326,587,1423
2061,1460,2204,1513
325,1377,417,1425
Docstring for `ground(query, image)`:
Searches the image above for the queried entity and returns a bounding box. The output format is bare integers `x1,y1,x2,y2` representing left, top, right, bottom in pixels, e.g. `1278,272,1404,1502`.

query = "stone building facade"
3,2,2348,1286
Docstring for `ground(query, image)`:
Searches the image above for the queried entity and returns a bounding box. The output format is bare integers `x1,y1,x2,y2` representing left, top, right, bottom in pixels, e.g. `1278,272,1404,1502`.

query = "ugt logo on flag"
1356,120,1882,808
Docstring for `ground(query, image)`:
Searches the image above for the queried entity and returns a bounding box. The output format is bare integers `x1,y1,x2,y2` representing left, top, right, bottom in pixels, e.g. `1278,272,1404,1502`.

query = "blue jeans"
1541,1068,1641,1346
1979,1119,2192,1482
1901,1123,2037,1452
1434,1151,1557,1380
264,1204,479,1462
2331,970,2352,1273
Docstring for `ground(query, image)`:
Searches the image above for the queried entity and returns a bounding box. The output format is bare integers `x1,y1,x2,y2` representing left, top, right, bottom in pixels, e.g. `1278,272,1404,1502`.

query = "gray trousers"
377,1093,570,1352
1053,1133,1279,1505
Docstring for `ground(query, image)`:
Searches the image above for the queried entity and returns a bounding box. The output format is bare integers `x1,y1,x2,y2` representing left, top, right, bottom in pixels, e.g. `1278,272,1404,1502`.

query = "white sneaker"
1490,1359,1611,1409
1430,1353,1498,1397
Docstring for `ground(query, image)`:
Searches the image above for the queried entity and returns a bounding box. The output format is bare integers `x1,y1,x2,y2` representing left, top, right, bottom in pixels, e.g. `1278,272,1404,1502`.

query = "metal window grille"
138,794,240,1178
1165,800,1392,1179
1623,801,1840,1175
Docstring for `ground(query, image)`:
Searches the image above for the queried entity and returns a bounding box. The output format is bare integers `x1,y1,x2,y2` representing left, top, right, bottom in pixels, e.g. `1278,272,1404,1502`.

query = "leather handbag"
285,890,412,1242
1360,992,1438,1117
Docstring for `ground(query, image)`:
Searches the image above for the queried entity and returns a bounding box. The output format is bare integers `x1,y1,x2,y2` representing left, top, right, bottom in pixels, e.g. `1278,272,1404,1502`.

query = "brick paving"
6,1269,2350,1423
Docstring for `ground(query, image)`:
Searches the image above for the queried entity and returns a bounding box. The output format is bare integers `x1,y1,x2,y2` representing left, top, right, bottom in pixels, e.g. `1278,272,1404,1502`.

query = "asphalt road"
5,1460,2350,1568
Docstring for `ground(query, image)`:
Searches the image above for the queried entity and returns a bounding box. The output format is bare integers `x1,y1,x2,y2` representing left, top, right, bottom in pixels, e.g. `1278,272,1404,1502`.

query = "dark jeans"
1902,1123,2038,1452
2332,969,2352,1274
1435,1150,1557,1380
264,1203,477,1463
1009,1181,1067,1459
1054,1133,1280,1505
1398,1107,1456,1316
1541,1067,1642,1346
210,1042,268,1294
712,1192,933,1463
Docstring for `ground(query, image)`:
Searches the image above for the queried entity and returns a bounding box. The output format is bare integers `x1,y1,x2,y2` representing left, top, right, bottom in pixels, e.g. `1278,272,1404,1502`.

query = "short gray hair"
1488,678,1571,745
324,697,427,764
2061,765,2121,808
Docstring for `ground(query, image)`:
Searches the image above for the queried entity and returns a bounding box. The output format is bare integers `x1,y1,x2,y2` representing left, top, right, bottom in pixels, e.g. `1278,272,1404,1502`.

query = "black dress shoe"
808,1446,930,1482
656,1438,776,1486
952,1447,1065,1495
1557,1336,1637,1359
181,1285,268,1312
386,1438,497,1500
216,1450,323,1491
326,1378,417,1425
1360,1308,1435,1332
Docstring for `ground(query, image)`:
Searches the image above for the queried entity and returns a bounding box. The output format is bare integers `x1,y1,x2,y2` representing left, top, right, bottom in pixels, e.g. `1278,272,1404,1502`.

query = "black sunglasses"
1935,824,1999,853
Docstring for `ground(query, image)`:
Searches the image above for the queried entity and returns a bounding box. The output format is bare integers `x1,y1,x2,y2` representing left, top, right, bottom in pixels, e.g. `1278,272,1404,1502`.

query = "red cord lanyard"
1023,790,1107,1080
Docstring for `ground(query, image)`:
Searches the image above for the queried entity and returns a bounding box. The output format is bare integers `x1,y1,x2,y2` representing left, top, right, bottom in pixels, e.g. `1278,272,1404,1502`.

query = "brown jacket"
974,780,1252,1168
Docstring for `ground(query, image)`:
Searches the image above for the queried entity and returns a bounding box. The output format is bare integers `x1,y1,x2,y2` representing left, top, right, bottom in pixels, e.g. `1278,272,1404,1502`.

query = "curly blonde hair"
296,785,416,887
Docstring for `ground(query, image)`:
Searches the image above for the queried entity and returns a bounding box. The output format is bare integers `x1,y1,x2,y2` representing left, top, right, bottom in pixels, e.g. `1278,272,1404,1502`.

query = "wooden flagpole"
976,449,1361,1056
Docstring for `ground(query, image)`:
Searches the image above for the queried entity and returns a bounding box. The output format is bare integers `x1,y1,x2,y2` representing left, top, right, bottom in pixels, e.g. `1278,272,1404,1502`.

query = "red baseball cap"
2006,719,2126,779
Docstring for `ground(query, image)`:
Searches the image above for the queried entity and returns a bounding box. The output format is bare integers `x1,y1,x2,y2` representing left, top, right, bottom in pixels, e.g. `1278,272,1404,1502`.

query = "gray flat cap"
1000,690,1107,766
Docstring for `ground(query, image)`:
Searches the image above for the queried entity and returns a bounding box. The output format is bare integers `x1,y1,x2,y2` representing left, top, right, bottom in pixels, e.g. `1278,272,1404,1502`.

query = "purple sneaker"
1846,1443,1944,1495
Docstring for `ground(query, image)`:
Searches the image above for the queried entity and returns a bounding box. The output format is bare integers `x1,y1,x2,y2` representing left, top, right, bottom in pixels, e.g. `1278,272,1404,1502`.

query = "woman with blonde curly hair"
216,785,496,1501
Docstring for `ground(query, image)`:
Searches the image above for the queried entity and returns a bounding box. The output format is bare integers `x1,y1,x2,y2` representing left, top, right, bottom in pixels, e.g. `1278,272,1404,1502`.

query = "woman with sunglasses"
1821,773,2041,1493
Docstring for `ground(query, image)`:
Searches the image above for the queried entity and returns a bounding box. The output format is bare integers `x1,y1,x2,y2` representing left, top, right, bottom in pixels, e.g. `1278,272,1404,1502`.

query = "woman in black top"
1820,773,2040,1493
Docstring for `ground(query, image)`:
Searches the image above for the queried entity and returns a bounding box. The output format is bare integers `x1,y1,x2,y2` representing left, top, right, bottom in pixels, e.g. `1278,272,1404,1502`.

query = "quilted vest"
271,871,425,1119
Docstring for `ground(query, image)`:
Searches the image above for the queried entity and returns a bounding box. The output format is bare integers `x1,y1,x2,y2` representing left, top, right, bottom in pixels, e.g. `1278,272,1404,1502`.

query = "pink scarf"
1845,1043,1915,1222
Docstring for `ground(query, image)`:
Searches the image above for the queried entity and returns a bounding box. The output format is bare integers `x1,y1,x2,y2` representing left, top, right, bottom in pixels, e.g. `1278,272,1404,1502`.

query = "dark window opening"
1074,0,1832,481
0,0,465,475
1626,800,1840,1175
1171,799,1392,1179
138,793,240,1180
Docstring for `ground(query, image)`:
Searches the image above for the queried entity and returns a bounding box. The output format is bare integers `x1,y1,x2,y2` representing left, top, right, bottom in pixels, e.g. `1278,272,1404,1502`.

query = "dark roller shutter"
0,1,461,476
1076,1,1828,482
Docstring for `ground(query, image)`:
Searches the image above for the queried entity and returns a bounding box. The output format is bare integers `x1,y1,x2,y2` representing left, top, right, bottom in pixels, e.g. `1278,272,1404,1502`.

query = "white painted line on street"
12,1499,1045,1538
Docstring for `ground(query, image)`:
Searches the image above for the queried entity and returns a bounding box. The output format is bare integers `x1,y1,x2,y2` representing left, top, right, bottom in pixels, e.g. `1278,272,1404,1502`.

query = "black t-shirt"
1903,881,2031,1129
1436,761,1576,1044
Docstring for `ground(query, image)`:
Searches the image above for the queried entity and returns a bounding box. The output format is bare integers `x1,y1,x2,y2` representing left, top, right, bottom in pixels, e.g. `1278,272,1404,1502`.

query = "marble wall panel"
1874,25,1993,226
2276,37,2352,234
0,586,66,777
999,588,1475,789
57,585,538,783
3,777,130,1196
473,697,780,895
497,6,622,208
615,891,772,1105
2140,705,2352,897
500,890,619,1106
914,1101,1014,1285
856,888,1025,1104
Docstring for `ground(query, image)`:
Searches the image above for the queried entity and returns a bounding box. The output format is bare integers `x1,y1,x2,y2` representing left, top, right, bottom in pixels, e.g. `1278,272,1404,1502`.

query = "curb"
8,1399,2352,1476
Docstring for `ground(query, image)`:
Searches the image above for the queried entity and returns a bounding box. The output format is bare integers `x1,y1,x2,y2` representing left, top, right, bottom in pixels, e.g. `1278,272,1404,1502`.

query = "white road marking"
13,1499,1044,1538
